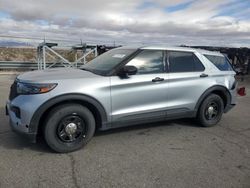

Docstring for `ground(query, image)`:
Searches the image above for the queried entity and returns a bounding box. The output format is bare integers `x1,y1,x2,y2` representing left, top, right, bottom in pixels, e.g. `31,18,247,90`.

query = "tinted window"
127,50,164,74
168,51,204,73
204,54,233,71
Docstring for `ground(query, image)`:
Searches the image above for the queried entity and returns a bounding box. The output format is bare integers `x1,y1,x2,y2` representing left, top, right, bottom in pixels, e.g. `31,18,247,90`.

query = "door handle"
200,73,208,78
152,77,164,82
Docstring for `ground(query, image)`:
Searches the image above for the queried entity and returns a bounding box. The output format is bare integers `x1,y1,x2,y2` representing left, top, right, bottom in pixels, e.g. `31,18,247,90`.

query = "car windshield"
81,48,136,75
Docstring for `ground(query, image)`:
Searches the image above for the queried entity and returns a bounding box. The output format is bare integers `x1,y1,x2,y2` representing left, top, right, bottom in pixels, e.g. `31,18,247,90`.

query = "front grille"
9,81,18,100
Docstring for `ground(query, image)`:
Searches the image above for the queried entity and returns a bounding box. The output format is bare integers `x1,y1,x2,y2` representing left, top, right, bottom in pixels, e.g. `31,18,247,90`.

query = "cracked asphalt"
0,74,250,188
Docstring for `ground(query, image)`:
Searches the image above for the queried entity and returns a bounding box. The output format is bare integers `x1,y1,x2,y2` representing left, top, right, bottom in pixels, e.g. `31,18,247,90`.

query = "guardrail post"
43,46,46,69
94,47,98,57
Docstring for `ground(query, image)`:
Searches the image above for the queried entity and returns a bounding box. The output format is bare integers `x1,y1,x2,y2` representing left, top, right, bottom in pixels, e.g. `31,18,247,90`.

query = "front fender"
29,93,108,134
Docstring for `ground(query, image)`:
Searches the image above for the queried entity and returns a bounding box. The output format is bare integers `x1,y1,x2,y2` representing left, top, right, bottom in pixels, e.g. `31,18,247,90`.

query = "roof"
141,46,223,56
117,45,223,56
141,46,197,52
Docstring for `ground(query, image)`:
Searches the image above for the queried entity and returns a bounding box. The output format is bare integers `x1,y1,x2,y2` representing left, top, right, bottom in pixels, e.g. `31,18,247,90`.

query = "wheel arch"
195,85,231,112
29,93,108,138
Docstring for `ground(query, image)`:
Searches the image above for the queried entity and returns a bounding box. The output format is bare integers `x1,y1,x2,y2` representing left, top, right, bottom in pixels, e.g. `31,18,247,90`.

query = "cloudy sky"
0,0,250,47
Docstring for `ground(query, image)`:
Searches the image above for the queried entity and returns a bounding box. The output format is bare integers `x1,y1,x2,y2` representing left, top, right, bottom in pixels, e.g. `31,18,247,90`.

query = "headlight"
17,82,57,94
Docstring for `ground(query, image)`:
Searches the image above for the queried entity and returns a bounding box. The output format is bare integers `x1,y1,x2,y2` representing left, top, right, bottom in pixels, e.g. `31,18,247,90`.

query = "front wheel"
44,104,95,153
197,94,224,127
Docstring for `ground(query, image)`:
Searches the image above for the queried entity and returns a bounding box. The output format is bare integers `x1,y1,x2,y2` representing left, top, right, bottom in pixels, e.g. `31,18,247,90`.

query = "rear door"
166,50,209,116
110,50,168,125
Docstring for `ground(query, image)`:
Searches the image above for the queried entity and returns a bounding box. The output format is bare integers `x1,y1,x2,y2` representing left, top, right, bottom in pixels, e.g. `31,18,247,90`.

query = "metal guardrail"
37,44,97,70
0,61,84,70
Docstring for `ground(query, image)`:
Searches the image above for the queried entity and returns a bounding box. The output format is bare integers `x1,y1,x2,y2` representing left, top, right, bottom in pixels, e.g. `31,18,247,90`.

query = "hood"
17,67,100,83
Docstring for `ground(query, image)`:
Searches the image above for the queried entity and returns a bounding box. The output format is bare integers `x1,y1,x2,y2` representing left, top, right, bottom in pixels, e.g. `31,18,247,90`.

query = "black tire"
44,103,95,153
197,94,224,127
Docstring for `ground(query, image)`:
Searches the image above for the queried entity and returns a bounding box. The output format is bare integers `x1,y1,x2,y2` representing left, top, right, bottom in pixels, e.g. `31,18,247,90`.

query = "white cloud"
0,0,250,47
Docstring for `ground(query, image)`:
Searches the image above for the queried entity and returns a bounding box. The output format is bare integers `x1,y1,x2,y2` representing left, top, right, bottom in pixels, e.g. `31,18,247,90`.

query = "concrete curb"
0,72,23,75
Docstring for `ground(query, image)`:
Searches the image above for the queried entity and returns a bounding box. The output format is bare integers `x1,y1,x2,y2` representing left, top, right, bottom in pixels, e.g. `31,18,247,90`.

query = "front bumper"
6,101,37,143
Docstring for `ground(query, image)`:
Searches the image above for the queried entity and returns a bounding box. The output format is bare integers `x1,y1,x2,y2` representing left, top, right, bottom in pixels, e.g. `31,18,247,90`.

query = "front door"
110,50,168,125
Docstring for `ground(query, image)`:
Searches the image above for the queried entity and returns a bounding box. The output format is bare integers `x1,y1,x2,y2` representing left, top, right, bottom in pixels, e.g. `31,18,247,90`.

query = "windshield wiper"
81,67,92,72
80,66,105,75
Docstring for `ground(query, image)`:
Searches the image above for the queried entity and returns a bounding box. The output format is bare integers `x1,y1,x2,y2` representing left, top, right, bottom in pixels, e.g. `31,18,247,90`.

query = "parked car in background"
6,46,237,152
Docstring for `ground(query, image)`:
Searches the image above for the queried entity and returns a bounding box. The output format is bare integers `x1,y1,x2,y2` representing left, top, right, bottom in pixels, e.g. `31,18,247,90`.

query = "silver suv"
6,46,237,152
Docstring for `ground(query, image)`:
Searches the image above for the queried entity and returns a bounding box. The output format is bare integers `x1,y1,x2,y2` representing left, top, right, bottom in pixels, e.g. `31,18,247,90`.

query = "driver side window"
126,50,164,74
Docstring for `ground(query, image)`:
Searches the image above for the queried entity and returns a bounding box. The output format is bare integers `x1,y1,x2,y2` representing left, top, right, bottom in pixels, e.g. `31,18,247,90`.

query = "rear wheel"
197,94,224,127
44,104,95,153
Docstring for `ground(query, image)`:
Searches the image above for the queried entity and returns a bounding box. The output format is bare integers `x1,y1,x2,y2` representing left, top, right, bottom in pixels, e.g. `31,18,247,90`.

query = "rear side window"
204,54,233,71
168,51,205,73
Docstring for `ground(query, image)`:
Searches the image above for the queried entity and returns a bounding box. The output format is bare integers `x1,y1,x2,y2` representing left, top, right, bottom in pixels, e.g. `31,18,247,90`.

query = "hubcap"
65,123,77,135
205,102,219,120
207,106,214,115
57,114,86,143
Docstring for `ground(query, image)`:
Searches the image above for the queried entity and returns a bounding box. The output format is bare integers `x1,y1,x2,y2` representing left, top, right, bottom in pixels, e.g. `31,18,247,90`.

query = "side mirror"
118,65,137,77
